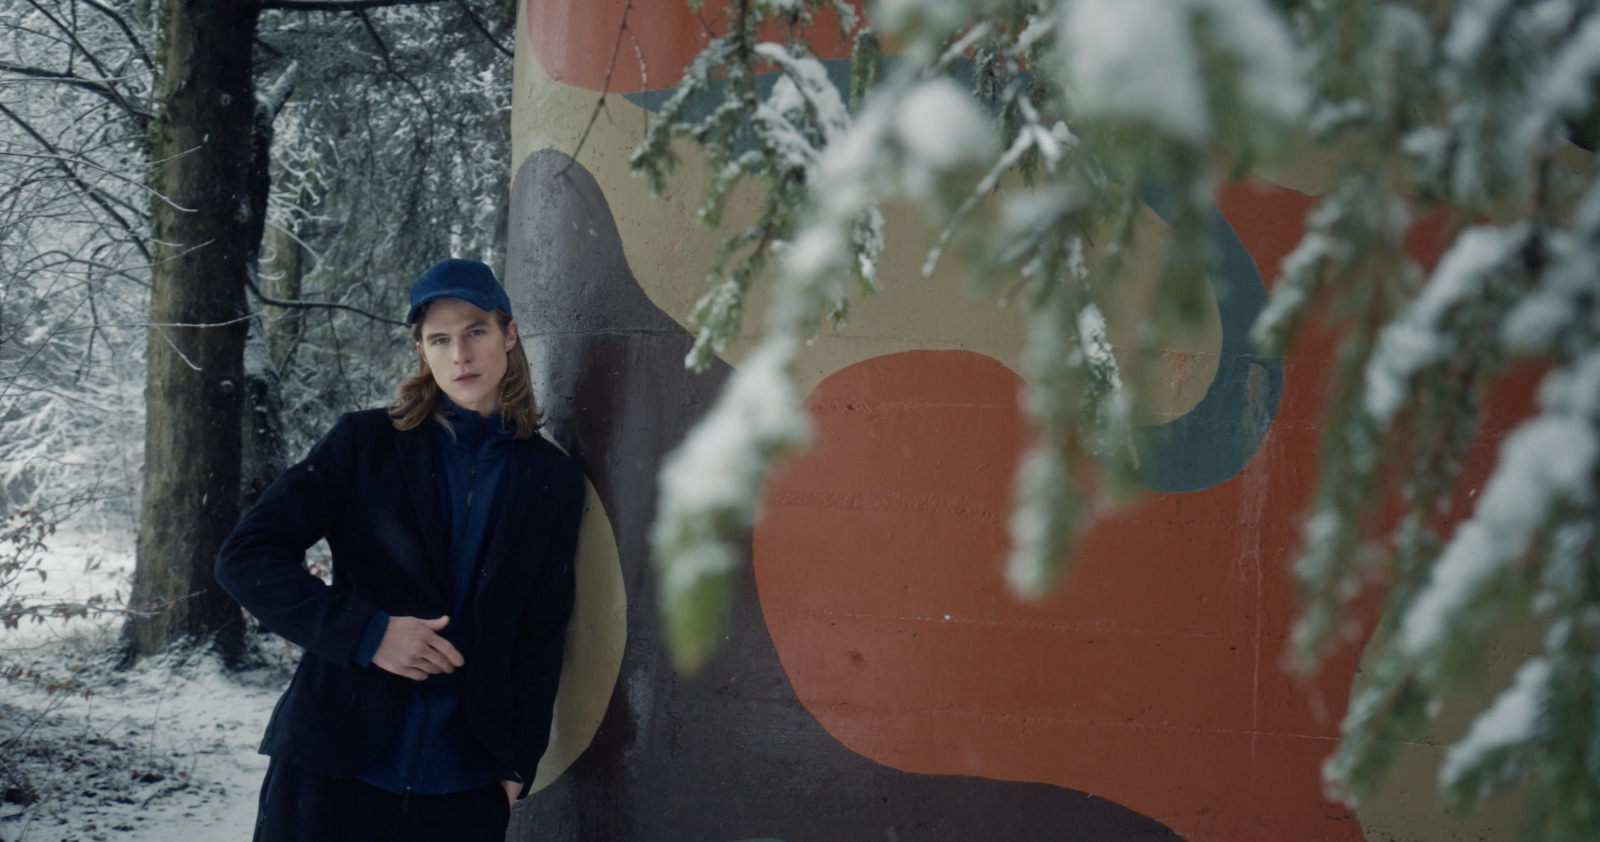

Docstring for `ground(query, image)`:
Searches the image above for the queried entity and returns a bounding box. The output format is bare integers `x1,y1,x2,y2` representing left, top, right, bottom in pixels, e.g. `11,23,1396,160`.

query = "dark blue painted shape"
623,60,1282,494
623,60,856,124
1133,191,1283,492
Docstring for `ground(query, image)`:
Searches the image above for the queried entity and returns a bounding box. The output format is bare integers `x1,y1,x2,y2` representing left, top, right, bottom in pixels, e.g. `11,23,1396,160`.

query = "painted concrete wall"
507,3,1538,840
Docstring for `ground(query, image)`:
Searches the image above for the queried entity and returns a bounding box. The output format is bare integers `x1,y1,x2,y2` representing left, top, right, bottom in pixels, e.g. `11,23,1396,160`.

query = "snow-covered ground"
2,538,283,842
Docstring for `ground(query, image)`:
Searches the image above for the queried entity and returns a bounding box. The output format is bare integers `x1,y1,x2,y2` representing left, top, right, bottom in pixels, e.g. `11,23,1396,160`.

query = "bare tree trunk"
122,0,260,665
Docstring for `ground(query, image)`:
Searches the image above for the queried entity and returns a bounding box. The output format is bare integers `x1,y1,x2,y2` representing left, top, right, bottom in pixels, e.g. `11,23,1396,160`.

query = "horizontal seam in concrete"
808,400,1016,413
763,489,1005,519
809,703,1340,742
766,609,1227,638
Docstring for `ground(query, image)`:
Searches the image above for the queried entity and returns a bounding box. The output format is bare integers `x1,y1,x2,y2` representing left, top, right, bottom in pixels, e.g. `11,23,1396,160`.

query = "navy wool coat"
215,408,582,788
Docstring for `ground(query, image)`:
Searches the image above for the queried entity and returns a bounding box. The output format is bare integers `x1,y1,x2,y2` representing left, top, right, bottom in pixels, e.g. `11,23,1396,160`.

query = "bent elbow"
212,533,246,598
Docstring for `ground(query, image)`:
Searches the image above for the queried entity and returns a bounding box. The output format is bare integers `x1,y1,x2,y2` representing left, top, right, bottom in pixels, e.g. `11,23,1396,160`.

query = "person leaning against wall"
216,258,582,842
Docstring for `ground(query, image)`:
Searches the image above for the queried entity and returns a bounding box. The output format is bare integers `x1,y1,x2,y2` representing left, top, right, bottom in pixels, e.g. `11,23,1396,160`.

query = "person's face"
416,298,518,416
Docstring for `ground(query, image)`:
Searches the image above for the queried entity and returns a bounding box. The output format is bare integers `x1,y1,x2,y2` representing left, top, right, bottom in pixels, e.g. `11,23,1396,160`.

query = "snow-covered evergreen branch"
1267,3,1600,837
642,0,1600,835
638,0,1305,665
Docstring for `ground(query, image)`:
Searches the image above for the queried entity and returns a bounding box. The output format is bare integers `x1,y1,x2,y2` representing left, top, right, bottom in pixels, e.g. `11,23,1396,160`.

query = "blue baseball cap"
405,258,513,326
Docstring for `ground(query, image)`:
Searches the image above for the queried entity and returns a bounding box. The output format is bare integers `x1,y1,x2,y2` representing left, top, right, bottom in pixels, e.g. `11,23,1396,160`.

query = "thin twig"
18,0,146,126
259,0,453,10
263,220,324,268
0,101,151,262
0,150,197,212
151,325,203,371
558,0,636,178
0,60,154,123
353,8,438,125
355,9,397,76
245,276,404,326
77,0,156,72
451,0,513,58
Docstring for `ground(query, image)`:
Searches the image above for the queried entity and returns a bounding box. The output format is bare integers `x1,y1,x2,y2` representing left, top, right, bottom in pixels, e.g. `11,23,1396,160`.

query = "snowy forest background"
1,0,517,836
1,0,514,633
3,0,1600,839
1,0,515,527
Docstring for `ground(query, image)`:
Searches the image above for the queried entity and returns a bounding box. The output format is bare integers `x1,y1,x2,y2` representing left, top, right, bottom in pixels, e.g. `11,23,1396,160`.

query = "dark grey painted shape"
504,148,1187,842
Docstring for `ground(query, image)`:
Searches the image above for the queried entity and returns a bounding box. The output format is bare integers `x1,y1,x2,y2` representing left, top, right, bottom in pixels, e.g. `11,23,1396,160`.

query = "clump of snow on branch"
1505,181,1600,357
651,336,810,671
894,79,997,200
1062,0,1207,141
1005,233,1094,598
1364,224,1530,423
875,0,969,38
1062,0,1304,144
1283,2,1600,830
753,42,851,164
1439,657,1550,795
1005,445,1074,598
1399,389,1598,661
1077,304,1119,389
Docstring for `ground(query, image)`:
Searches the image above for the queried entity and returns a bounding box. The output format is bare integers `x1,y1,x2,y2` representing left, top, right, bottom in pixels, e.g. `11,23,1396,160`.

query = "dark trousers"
253,757,510,842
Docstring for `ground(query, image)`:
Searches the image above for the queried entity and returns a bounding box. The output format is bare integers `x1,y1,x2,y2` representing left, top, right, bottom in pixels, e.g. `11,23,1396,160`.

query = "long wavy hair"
389,305,541,439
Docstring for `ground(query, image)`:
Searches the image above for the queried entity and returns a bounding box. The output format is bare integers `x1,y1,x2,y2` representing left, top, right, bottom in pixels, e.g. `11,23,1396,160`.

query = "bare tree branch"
354,8,397,76
451,0,513,59
351,10,439,139
19,0,146,124
0,149,195,212
560,0,635,178
0,60,154,125
246,276,405,326
77,0,156,73
258,0,451,11
0,100,151,262
257,61,297,120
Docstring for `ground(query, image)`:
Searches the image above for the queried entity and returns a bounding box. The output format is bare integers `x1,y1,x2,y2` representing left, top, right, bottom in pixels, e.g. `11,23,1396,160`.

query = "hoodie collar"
437,396,511,446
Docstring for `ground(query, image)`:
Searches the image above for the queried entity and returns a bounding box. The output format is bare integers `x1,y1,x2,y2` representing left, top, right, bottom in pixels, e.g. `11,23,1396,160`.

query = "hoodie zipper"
401,691,428,815
464,458,477,540
459,422,480,580
406,422,480,814
403,417,489,815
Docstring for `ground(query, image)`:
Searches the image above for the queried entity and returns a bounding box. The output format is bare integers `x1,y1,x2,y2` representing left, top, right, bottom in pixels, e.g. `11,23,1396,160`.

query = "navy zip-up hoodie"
354,402,513,794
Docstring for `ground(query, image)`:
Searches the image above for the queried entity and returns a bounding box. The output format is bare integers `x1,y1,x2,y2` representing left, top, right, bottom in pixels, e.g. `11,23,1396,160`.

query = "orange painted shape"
526,0,863,94
1216,178,1317,292
1214,179,1454,287
754,349,1365,842
750,179,1542,842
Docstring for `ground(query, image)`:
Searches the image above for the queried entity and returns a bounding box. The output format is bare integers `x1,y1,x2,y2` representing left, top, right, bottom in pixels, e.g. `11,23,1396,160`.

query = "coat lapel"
394,424,451,596
477,436,547,593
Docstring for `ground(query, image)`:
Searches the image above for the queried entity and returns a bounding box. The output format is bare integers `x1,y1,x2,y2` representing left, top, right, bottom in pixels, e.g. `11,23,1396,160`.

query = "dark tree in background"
121,0,261,664
125,0,517,663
